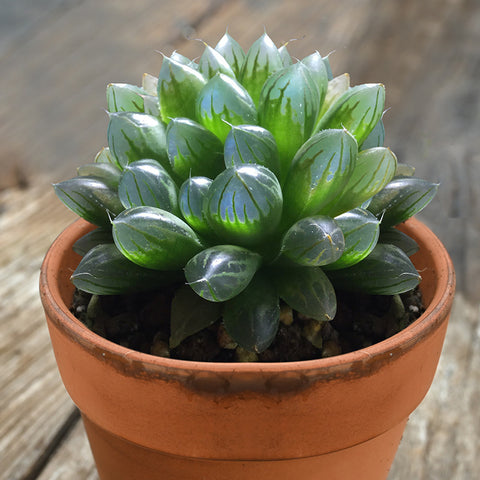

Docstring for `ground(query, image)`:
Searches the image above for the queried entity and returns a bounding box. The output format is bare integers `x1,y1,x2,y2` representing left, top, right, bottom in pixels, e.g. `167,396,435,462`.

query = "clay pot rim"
40,217,455,375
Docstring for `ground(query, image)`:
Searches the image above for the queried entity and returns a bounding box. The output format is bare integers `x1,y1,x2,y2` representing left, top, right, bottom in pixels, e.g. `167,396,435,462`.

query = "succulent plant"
54,31,438,355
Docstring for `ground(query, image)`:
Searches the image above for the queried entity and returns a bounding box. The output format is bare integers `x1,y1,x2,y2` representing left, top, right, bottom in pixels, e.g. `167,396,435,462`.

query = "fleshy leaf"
53,177,123,227
327,243,421,294
142,73,158,96
107,112,168,169
166,117,223,181
282,129,358,224
395,163,415,178
185,245,262,302
205,165,283,246
301,51,328,107
324,208,380,270
332,146,397,215
223,272,280,353
198,44,236,79
71,243,179,295
281,216,344,266
239,32,284,107
77,162,122,189
143,95,160,116
315,84,385,145
360,119,385,150
317,73,350,120
379,228,419,257
157,56,207,123
170,51,194,67
278,44,293,66
215,32,246,78
323,54,333,80
94,147,121,169
169,285,222,348
274,266,337,321
368,177,439,228
72,228,113,256
106,83,145,113
118,159,179,213
178,176,212,235
223,124,280,178
258,63,321,179
112,206,204,270
196,73,258,142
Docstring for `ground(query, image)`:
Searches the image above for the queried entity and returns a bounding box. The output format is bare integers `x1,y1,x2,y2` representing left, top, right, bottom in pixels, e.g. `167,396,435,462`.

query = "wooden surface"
0,0,478,479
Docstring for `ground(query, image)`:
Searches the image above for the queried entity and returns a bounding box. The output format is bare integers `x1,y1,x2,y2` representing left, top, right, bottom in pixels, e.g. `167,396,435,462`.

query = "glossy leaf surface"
282,129,358,223
325,208,380,270
223,272,280,353
185,245,262,302
281,216,344,266
169,285,222,348
327,243,420,294
107,112,168,169
274,266,337,321
94,147,120,169
317,73,350,120
118,159,179,213
142,73,158,96
178,176,212,235
368,177,439,228
215,32,246,78
360,119,385,150
112,206,204,270
166,117,223,181
301,51,328,107
77,163,121,189
205,165,283,246
198,44,236,79
72,243,178,295
379,228,419,257
223,124,280,177
106,83,145,113
53,177,123,227
278,44,292,66
143,95,160,117
72,228,113,256
196,74,258,142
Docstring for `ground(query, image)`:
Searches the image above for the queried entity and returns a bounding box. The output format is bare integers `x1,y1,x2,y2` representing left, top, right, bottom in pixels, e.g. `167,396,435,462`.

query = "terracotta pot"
40,217,455,480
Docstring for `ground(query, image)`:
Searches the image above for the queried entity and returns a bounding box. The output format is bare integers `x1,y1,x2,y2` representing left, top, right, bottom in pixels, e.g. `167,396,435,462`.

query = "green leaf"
106,83,145,113
223,272,280,353
166,117,223,181
274,266,337,321
71,243,178,295
332,146,397,215
107,112,168,170
281,216,344,266
323,55,333,80
118,159,179,213
112,206,204,270
379,228,419,257
301,51,328,107
215,32,246,78
205,165,283,246
315,84,385,145
368,177,439,228
143,95,160,116
239,32,284,107
327,243,421,294
196,74,258,142
278,44,293,66
317,73,350,120
53,177,123,227
258,63,321,180
169,285,222,348
185,245,262,302
72,228,113,256
198,44,236,79
282,129,358,224
157,56,207,123
223,124,280,178
170,51,195,67
178,176,212,235
94,147,121,169
360,119,385,150
324,208,380,270
77,162,122,189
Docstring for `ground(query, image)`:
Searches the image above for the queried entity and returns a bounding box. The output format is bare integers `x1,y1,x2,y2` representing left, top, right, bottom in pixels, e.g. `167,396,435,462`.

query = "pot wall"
40,218,455,479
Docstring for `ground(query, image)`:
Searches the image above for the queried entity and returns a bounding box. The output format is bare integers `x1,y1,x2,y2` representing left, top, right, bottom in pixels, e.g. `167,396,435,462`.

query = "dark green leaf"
274,266,337,321
360,119,385,150
368,177,439,228
379,228,419,256
198,44,236,79
324,208,380,270
157,56,207,123
166,117,223,181
107,112,168,170
196,74,258,142
281,216,344,266
112,206,204,270
71,243,179,295
169,285,222,348
178,176,212,235
282,129,358,224
223,272,280,353
77,163,122,189
215,32,246,78
106,83,145,113
327,243,421,294
223,124,280,178
118,159,179,213
53,177,123,227
72,228,113,256
205,165,283,246
258,63,321,179
185,245,262,302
